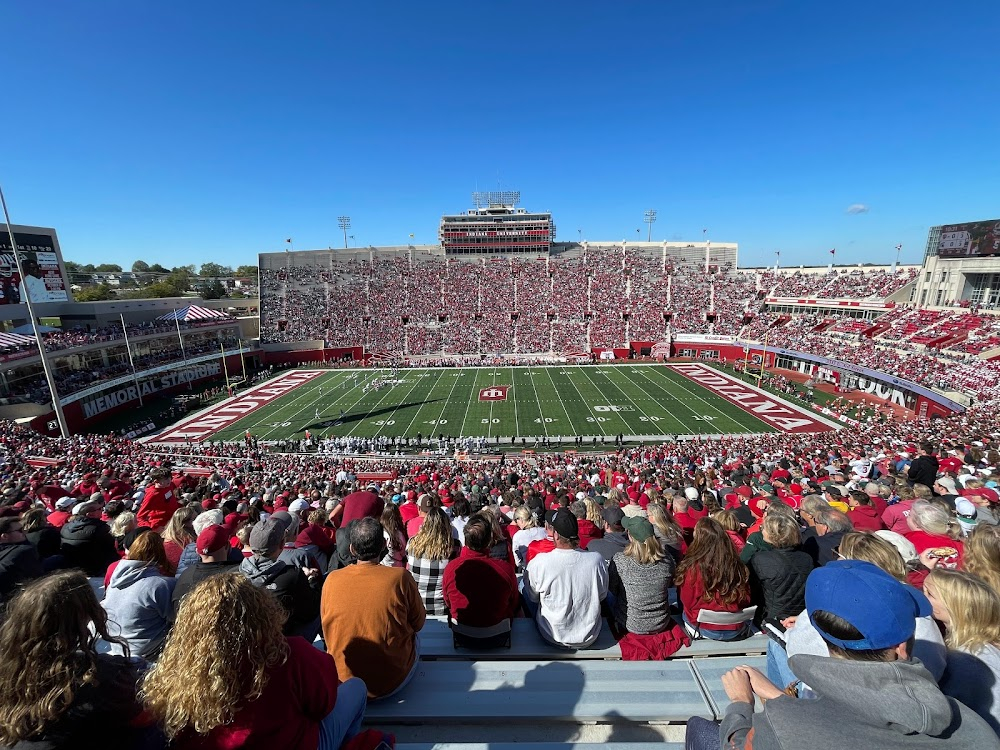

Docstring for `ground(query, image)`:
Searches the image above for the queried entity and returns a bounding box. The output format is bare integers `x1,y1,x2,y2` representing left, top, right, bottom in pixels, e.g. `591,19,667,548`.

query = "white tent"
156,305,230,322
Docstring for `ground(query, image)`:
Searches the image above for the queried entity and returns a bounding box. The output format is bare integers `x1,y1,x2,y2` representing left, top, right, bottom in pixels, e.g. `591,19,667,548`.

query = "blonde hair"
964,525,1000,595
838,532,907,582
623,534,666,565
514,506,539,528
141,572,289,739
712,509,741,533
926,569,1000,652
584,498,603,527
909,500,961,540
762,514,801,549
162,505,197,548
646,502,683,545
110,511,136,539
605,488,627,507
407,507,455,561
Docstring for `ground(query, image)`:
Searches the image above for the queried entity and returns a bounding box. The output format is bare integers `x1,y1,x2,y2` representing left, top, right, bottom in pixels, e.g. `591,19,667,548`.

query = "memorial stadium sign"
81,362,223,418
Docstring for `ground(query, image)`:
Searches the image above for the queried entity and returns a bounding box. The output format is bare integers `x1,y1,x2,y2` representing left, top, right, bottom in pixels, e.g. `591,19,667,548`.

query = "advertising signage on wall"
0,230,71,303
937,219,1000,258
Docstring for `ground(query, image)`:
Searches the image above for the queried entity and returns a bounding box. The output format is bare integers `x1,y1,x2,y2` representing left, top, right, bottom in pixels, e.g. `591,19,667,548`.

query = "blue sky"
3,1,998,270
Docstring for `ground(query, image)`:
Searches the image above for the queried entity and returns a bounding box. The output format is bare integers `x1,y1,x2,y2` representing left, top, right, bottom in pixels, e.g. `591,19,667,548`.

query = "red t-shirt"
405,516,424,540
678,565,751,632
524,537,556,565
339,491,384,526
136,480,183,531
904,530,964,570
399,502,419,524
171,637,339,750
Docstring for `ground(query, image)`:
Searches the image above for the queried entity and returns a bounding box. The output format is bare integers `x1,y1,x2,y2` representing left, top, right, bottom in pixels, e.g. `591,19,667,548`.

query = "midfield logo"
479,386,510,401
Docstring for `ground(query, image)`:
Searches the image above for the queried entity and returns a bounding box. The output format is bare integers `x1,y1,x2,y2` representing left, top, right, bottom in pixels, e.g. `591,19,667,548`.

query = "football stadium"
4,6,1000,749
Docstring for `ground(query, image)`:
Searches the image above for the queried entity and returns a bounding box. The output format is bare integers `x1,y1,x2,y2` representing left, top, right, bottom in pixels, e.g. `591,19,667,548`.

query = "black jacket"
26,526,62,560
750,546,814,625
802,529,847,568
170,559,240,622
60,518,119,577
239,555,320,635
1,654,159,750
0,542,43,604
908,454,939,489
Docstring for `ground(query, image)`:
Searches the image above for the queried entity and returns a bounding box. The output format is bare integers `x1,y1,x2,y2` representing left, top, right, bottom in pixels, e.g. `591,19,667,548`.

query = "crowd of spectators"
1,379,1000,745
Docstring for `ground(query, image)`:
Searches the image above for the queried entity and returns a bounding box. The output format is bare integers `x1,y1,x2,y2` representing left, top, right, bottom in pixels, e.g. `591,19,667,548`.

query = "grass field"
205,364,779,443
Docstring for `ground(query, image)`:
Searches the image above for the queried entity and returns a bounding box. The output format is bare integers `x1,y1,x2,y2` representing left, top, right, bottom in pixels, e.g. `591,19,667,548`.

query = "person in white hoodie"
101,531,175,660
523,509,608,648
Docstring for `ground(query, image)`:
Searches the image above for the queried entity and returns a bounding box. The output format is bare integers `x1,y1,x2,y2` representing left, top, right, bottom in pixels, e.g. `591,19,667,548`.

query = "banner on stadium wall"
674,333,734,344
599,350,615,360
79,362,225,418
61,348,251,406
0,230,71,304
735,340,965,412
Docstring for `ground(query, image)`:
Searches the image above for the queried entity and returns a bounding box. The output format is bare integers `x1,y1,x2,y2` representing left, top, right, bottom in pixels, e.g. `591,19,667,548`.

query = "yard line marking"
397,369,448,437
639,367,765,433
577,366,641,433
551,367,608,436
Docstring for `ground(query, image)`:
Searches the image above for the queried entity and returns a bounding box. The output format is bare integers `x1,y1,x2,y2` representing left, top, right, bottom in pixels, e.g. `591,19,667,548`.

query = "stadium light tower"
337,216,351,249
644,209,657,242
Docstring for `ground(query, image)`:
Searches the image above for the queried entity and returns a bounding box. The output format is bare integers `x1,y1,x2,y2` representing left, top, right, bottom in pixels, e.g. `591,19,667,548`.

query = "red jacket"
172,636,338,750
726,530,746,553
525,537,555,565
47,509,72,529
847,505,885,532
677,565,751,632
136,480,182,531
441,547,519,626
577,518,604,550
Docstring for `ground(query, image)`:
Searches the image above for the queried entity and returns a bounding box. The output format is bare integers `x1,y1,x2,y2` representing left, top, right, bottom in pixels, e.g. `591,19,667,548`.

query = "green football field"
205,364,778,443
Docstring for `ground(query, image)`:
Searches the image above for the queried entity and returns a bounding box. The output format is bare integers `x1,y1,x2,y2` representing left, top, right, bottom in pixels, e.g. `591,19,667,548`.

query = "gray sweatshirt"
721,654,1000,750
102,559,175,660
940,644,1000,736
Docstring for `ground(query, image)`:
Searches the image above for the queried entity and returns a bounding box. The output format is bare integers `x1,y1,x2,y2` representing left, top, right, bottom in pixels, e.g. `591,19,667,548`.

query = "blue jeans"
318,677,367,750
766,638,798,690
684,716,721,750
683,613,749,641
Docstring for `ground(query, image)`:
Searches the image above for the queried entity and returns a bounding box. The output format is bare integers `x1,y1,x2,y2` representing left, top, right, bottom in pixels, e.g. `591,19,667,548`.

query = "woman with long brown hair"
964,524,1000,595
380,502,407,567
161,504,198,573
406,507,460,615
142,572,366,750
675,517,752,640
0,570,155,748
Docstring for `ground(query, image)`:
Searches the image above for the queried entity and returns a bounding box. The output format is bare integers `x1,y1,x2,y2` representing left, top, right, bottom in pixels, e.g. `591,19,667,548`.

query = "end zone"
666,363,841,433
149,370,323,444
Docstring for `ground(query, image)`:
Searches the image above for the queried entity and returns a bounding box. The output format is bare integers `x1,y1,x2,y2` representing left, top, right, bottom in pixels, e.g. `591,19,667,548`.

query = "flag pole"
239,339,248,380
173,309,192,390
120,313,143,406
220,341,231,393
0,185,70,436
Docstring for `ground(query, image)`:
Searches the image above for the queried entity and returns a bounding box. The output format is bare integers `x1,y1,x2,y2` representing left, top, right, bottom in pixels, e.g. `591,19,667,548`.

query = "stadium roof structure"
156,305,230,322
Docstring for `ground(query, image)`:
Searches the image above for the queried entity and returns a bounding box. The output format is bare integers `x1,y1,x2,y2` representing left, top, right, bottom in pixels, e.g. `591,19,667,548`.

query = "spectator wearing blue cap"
685,559,1000,749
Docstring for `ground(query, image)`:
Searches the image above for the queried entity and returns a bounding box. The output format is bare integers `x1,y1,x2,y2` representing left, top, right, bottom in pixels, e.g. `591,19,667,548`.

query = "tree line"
64,261,259,302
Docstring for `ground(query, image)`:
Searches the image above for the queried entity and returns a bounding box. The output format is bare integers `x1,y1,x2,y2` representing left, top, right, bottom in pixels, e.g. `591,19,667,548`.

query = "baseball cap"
249,518,286,554
289,498,310,513
872,530,918,564
417,494,435,511
550,509,579,541
622,515,654,542
55,496,75,510
806,560,930,650
197,524,230,555
601,506,625,527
